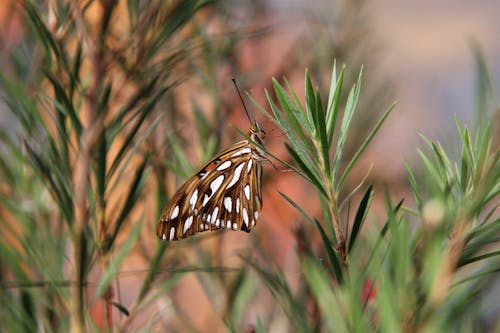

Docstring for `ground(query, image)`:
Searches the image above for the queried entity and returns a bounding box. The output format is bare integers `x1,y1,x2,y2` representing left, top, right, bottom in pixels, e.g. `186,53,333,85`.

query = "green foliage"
0,0,227,331
249,63,499,332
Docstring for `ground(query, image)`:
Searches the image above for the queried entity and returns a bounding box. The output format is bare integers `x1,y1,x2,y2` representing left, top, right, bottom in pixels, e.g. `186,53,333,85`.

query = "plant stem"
326,178,346,262
316,137,346,263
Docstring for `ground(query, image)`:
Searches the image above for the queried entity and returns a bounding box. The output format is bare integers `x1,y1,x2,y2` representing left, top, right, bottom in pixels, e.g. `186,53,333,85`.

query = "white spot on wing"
231,147,252,157
170,205,179,219
254,211,259,220
243,208,249,227
210,175,224,194
247,160,253,173
169,227,175,241
224,197,232,212
216,160,232,171
236,198,240,213
244,184,250,200
202,194,209,207
233,223,238,230
162,233,166,240
189,189,198,209
183,216,193,234
211,206,219,224
227,163,245,189
226,221,232,229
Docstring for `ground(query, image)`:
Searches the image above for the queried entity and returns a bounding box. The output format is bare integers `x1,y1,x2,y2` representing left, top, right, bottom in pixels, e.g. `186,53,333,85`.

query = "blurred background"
0,0,499,331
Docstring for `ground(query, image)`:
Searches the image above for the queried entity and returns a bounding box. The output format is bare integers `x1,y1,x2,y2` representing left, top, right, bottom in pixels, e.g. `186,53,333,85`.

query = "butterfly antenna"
232,78,254,124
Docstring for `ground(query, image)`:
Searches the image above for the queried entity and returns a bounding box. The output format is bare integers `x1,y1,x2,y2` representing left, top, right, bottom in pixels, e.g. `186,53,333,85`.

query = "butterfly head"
249,122,266,148
248,122,266,159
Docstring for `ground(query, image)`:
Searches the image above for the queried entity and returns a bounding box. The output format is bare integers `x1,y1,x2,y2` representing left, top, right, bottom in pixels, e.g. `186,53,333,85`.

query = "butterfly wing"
157,140,264,241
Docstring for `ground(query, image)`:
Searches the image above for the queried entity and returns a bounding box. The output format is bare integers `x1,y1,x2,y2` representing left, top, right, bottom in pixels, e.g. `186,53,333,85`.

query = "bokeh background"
1,1,499,331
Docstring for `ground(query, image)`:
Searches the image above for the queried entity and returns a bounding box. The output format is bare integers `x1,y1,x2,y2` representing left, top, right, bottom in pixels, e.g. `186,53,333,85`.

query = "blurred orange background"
1,1,499,331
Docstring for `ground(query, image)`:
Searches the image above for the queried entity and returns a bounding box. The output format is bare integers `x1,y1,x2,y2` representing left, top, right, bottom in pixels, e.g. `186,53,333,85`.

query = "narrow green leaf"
313,88,330,176
44,70,82,137
285,144,327,198
137,241,168,302
305,70,316,130
348,185,373,253
326,60,338,117
332,67,363,182
112,302,130,316
272,79,312,152
20,290,36,332
470,39,493,130
314,219,344,283
405,162,423,211
0,239,29,281
430,142,450,186
97,83,112,115
474,126,492,186
107,87,167,181
283,77,314,133
300,255,338,332
108,156,150,249
107,76,166,140
77,231,88,322
168,135,195,178
255,317,265,333
226,269,258,330
459,139,470,193
109,115,163,198
337,103,395,192
24,143,72,223
127,0,140,28
145,0,213,60
94,221,142,300
365,199,404,269
96,131,106,205
242,256,309,331
192,100,211,141
278,191,343,281
418,148,445,191
263,88,316,159
479,204,498,226
0,74,44,131
326,63,345,145
458,250,500,267
24,2,60,66
278,192,316,225
69,42,83,98
453,266,500,286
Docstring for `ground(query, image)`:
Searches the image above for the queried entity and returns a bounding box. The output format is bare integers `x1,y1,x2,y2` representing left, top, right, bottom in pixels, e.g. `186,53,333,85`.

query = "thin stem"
312,128,345,262
326,176,345,262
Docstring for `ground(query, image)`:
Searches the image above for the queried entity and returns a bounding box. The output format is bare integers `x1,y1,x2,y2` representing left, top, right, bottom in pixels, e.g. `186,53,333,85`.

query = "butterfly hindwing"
157,132,265,241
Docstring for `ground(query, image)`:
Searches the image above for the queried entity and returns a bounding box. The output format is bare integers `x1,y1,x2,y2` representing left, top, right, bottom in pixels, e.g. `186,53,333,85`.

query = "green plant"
246,63,499,332
0,1,229,331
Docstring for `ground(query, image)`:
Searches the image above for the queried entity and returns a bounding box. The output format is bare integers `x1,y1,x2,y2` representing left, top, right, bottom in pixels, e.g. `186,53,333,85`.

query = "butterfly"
157,85,266,241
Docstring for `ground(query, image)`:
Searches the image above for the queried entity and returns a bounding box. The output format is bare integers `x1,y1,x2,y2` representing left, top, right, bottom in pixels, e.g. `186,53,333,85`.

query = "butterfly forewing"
157,125,265,241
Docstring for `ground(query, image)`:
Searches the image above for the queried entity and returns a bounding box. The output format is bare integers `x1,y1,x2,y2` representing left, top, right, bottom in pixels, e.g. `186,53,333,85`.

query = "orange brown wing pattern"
157,137,265,241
